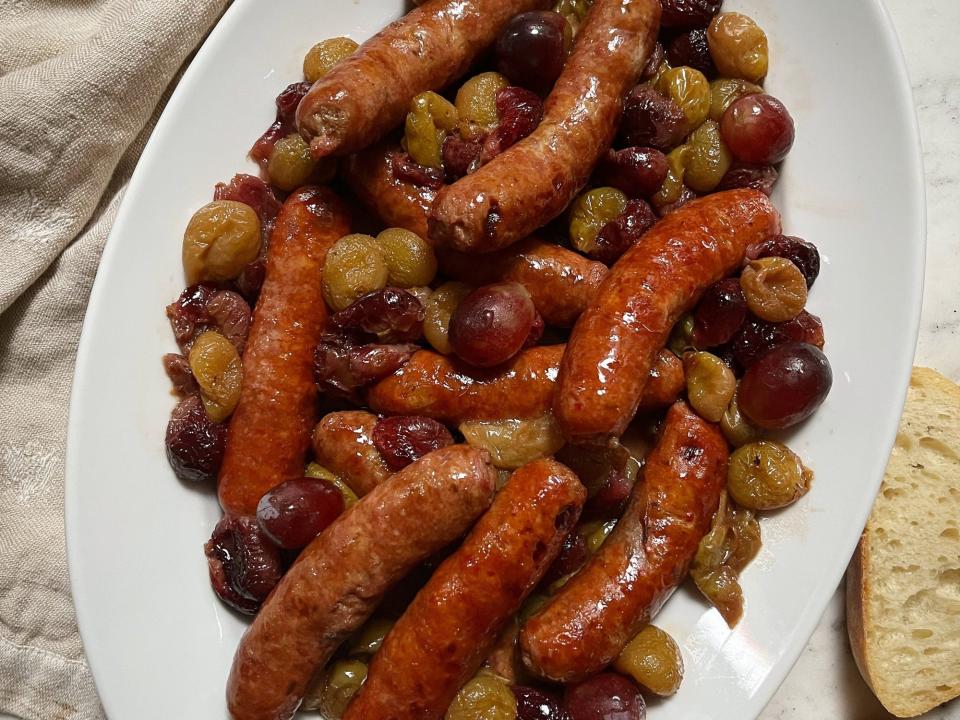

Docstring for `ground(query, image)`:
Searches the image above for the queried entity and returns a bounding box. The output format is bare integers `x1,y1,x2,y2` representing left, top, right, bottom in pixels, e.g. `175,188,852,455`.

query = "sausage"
297,0,550,159
639,349,685,412
438,238,608,327
428,0,661,252
226,445,497,720
343,458,585,720
367,345,682,424
218,187,350,516
556,189,781,442
519,402,727,682
312,411,392,496
342,143,434,239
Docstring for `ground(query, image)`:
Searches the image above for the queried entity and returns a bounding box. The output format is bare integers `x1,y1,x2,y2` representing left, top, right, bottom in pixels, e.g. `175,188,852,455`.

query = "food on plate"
226,445,497,720
297,0,549,158
847,368,960,718
428,0,661,252
343,458,585,719
159,1,837,715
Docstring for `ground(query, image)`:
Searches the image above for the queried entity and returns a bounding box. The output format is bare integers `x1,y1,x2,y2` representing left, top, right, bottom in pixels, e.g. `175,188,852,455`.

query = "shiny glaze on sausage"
311,410,392,496
519,402,727,682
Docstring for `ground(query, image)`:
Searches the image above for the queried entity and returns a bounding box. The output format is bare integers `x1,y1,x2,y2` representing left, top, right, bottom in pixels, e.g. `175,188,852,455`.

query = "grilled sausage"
343,458,585,720
367,345,683,424
218,187,349,516
428,0,661,251
311,411,392,497
226,445,497,720
519,402,727,681
297,0,550,158
557,189,781,442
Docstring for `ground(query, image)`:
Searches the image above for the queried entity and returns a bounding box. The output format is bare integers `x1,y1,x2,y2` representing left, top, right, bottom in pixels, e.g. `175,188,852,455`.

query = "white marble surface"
761,0,960,718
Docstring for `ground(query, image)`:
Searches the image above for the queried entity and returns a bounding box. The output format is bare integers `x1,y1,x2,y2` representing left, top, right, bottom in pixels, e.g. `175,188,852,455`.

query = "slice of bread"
847,367,960,717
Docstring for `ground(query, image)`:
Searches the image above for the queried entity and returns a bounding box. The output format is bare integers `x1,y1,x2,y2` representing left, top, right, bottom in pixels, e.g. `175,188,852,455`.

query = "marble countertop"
761,0,960,717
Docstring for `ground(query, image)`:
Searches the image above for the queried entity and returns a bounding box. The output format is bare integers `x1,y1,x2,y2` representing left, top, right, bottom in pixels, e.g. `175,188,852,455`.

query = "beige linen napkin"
0,1,228,717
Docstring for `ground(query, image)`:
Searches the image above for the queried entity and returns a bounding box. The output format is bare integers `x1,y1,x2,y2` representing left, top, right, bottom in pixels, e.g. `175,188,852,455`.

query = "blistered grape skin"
481,86,544,163
448,282,538,367
542,529,589,586
496,11,569,93
595,147,669,200
667,29,716,77
564,673,646,720
313,333,419,397
331,288,425,343
721,94,796,165
692,278,748,349
594,199,657,265
746,235,821,289
515,686,572,720
660,0,722,29
256,477,345,550
738,342,833,430
620,85,688,151
165,394,227,483
372,415,454,470
204,515,283,615
717,163,779,196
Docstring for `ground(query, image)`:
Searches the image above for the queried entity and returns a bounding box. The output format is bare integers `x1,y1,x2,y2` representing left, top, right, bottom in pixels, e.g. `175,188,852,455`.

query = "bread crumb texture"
849,367,960,717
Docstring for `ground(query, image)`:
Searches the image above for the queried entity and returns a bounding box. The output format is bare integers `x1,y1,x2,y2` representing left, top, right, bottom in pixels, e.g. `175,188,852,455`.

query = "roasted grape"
459,414,565,470
317,659,368,719
738,342,832,429
331,288,425,343
182,200,261,284
707,12,768,83
322,233,389,311
423,281,472,355
595,147,668,199
730,311,825,369
165,394,227,483
727,440,813,510
188,330,242,422
457,72,510,141
708,78,763,123
268,133,322,192
204,515,282,615
692,278,747,348
721,94,795,165
569,187,629,256
594,199,657,265
482,86,544,162
256,477,345,550
372,415,454,470
449,282,538,367
614,626,684,696
740,257,808,323
660,0,722,29
620,85,688,151
720,390,763,447
685,351,736,423
496,11,569,93
655,66,710,131
564,673,646,720
514,686,572,720
542,529,589,586
746,235,821,288
405,91,459,168
717,162,779,196
313,333,419,396
684,120,732,193
667,29,716,77
447,669,517,720
303,36,359,83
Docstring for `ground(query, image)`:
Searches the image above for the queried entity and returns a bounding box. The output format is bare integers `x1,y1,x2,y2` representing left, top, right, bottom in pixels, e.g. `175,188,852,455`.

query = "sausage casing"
226,445,497,720
311,410,392,496
557,189,780,442
519,402,727,681
218,187,349,516
428,0,661,251
343,458,585,720
297,0,549,158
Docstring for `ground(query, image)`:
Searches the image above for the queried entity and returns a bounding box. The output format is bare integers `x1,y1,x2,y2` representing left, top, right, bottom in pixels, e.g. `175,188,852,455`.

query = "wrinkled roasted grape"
515,686,572,720
188,331,243,422
442,134,483,180
728,440,812,510
717,162,778,196
569,187,628,256
731,311,825,368
564,673,646,720
660,0,722,29
166,283,217,351
620,85,688,151
314,333,419,396
655,185,697,217
720,390,763,447
639,42,665,81
250,81,311,169
236,257,267,303
447,669,517,720
614,626,684,696
721,94,795,165
740,257,808,323
303,36,359,82
746,235,821,288
391,151,446,189
708,78,763,123
655,66,710,131
449,282,538,367
214,174,281,224
542,529,589,586
183,200,261,284
323,233,389,311
482,86,544,162
685,351,736,423
667,29,716,77
707,12,768,83
692,278,747,348
651,145,689,209
204,515,282,614
163,353,197,395
205,290,252,353
593,199,656,265
595,147,669,199
165,394,226,482
331,288,425,343
256,477,345,550
459,414,565,470
372,415,454,470
684,120,732,193
317,659,368,719
347,616,395,657
496,11,569,93
738,342,832,430
423,281,472,355
268,133,322,192
456,72,510,141
405,90,459,168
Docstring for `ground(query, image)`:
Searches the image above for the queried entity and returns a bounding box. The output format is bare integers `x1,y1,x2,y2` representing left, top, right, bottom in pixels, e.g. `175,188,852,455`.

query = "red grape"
595,147,669,199
515,686,572,720
620,85,688,151
660,0,722,29
746,235,821,288
205,515,283,614
721,94,795,165
692,278,748,348
564,673,646,720
542,529,589,585
256,477,345,550
667,29,716,76
731,311,824,369
739,342,832,429
331,288,425,343
449,282,538,367
372,416,454,470
496,11,568,93
594,199,657,265
165,394,226,483
717,163,779,196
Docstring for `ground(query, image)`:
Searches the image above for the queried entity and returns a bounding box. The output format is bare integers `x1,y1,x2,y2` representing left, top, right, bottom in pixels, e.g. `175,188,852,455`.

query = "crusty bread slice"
847,367,960,717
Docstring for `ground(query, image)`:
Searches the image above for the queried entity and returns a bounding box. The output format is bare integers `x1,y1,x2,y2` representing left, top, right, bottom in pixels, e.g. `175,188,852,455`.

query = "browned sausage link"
557,189,781,442
218,187,350,516
342,143,434,239
438,238,608,327
428,0,661,252
519,402,727,682
343,458,585,720
297,0,550,158
311,411,392,496
226,445,497,720
637,349,685,412
367,344,681,423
